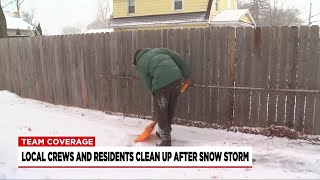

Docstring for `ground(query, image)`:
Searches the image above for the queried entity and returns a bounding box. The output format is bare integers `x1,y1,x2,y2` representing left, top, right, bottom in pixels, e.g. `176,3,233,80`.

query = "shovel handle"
180,79,191,93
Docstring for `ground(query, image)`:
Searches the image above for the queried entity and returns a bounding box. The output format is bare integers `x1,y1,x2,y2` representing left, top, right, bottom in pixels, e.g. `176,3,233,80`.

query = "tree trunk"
0,5,8,38
17,0,20,18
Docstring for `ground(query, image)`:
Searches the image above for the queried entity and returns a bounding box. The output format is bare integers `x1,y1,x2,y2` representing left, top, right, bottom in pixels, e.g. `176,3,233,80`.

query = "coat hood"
136,48,152,65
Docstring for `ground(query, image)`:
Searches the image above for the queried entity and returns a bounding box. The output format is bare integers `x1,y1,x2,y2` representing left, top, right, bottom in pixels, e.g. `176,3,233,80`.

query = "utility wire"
311,19,320,24
299,12,320,25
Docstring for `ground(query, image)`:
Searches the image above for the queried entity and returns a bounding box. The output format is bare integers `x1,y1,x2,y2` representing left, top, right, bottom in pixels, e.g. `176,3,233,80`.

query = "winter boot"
156,140,171,146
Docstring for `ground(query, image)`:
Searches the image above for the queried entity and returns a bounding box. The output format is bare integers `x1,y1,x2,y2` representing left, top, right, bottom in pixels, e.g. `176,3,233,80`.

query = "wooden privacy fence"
0,26,320,135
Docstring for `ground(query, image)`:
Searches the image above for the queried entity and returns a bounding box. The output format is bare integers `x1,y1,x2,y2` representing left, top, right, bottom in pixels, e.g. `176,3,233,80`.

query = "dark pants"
152,79,182,141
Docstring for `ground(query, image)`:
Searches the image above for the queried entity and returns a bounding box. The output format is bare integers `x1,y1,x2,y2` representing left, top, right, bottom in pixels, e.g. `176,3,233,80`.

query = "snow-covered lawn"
0,90,319,179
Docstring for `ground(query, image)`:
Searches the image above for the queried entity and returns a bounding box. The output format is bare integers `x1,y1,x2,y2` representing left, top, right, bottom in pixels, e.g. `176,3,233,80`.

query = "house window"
174,0,183,11
128,0,135,14
215,0,219,11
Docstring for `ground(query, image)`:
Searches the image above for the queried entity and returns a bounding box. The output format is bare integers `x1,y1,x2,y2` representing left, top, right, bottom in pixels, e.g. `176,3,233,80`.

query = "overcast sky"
2,0,320,35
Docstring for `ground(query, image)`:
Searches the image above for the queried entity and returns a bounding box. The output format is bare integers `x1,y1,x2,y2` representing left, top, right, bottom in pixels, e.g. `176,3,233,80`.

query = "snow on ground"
0,90,319,179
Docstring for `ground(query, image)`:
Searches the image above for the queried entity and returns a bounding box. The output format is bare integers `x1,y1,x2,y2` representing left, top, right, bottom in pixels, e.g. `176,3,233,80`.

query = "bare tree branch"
21,8,35,25
87,0,111,30
19,0,25,6
238,0,302,26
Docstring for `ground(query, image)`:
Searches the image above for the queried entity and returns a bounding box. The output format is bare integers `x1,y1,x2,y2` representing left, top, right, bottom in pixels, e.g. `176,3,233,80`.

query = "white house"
5,13,34,37
210,9,256,27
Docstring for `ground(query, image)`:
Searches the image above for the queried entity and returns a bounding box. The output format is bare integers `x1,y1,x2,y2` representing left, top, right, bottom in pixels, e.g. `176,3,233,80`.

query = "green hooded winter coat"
136,48,191,92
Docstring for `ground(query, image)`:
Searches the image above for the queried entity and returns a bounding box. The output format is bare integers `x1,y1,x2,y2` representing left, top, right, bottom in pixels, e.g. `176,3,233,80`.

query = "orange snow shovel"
134,80,191,142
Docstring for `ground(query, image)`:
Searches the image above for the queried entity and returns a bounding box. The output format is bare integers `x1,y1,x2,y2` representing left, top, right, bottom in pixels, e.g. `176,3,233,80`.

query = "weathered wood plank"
25,38,36,98
90,33,100,110
241,27,254,126
118,31,126,113
95,33,106,111
9,38,23,96
277,26,290,126
315,34,320,135
0,39,6,90
182,28,192,121
15,38,26,96
304,26,319,134
51,36,63,104
103,32,113,111
202,28,212,122
189,28,198,121
267,27,280,127
161,29,168,47
144,31,155,116
112,32,120,112
175,29,188,120
42,36,56,103
64,35,75,106
209,27,220,124
30,37,45,101
226,27,236,126
0,39,9,90
296,26,310,131
126,31,135,115
131,31,140,115
0,40,3,89
124,31,131,114
79,34,89,108
285,26,299,128
314,94,320,135
75,35,85,108
217,27,235,126
83,34,94,108
136,30,145,115
259,27,272,127
251,27,262,127
234,27,245,126
195,28,205,122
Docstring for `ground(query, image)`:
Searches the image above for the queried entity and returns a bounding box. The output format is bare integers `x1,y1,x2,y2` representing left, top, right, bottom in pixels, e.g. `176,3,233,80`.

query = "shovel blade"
134,121,157,142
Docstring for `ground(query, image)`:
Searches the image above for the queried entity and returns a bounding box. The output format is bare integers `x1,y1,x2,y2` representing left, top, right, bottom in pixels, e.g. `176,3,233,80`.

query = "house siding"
7,29,32,36
114,0,208,18
112,0,252,30
240,15,252,24
210,0,238,17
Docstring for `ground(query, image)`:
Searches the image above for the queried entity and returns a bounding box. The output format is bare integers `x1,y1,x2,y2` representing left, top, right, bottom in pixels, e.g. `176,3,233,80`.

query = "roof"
211,9,256,26
4,13,33,30
111,12,207,28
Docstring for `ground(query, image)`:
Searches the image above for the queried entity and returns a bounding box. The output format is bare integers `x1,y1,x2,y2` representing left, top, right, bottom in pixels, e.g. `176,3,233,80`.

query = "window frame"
215,0,219,12
173,0,183,11
128,0,136,15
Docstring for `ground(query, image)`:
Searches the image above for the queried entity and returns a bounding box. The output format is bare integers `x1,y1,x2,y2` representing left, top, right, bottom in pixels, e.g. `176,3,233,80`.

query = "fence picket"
296,26,309,131
189,29,198,121
267,27,280,127
259,27,272,127
242,27,254,126
209,28,220,124
305,26,319,134
286,27,299,128
251,27,262,127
